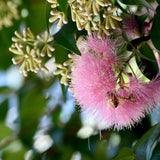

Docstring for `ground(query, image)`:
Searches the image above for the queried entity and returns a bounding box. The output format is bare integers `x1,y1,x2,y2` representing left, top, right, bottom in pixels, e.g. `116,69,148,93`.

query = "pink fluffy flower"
70,35,160,130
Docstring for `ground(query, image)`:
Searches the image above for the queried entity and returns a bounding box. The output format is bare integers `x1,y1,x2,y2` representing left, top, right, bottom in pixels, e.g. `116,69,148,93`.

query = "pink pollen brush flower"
70,34,160,130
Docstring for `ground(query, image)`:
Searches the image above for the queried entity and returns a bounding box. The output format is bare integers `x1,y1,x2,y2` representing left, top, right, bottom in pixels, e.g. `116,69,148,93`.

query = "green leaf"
54,45,70,103
19,87,47,146
119,0,155,12
54,45,69,64
111,0,116,5
0,87,14,95
0,99,8,121
54,20,81,55
0,122,12,142
133,124,158,151
133,123,160,160
25,1,47,35
151,141,160,160
52,106,61,125
137,43,158,79
45,1,52,34
151,14,160,50
57,0,68,15
112,147,136,160
2,140,27,160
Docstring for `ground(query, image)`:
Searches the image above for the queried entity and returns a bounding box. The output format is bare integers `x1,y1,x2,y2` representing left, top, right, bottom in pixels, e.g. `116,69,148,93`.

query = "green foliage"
2,141,27,160
0,122,12,142
19,86,47,146
0,87,14,95
133,124,158,151
54,20,81,55
151,14,160,51
57,0,68,15
137,43,158,79
119,0,155,12
0,100,8,121
0,0,160,159
151,141,160,160
113,147,136,160
133,123,160,160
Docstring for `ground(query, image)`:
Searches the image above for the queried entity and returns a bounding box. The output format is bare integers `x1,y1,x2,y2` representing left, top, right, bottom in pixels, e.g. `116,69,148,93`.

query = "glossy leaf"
133,124,158,151
113,147,136,160
151,141,160,160
151,14,160,50
54,20,81,55
119,0,155,12
133,123,160,160
137,43,158,79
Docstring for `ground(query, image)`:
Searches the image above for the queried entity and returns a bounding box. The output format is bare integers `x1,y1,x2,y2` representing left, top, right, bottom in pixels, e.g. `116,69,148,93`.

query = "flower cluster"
47,0,122,37
9,28,54,76
8,0,160,131
47,0,68,28
54,54,74,85
68,34,160,130
0,1,19,29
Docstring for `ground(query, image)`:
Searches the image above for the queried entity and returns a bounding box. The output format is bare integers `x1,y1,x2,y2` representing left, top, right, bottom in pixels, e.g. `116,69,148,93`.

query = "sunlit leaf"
119,0,155,12
0,122,12,141
113,147,136,160
2,140,27,160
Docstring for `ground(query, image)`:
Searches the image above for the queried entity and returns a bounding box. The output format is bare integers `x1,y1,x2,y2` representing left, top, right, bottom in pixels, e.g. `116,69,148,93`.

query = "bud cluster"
46,0,122,37
53,53,74,85
0,1,19,29
47,0,68,28
9,28,55,76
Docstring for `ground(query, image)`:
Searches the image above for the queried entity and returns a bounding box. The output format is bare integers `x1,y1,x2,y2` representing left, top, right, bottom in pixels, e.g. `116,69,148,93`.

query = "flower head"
9,28,54,76
70,34,160,130
0,1,19,29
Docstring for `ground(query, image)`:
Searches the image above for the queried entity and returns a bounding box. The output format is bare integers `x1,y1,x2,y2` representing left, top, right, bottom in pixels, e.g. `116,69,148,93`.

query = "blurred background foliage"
0,0,160,159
